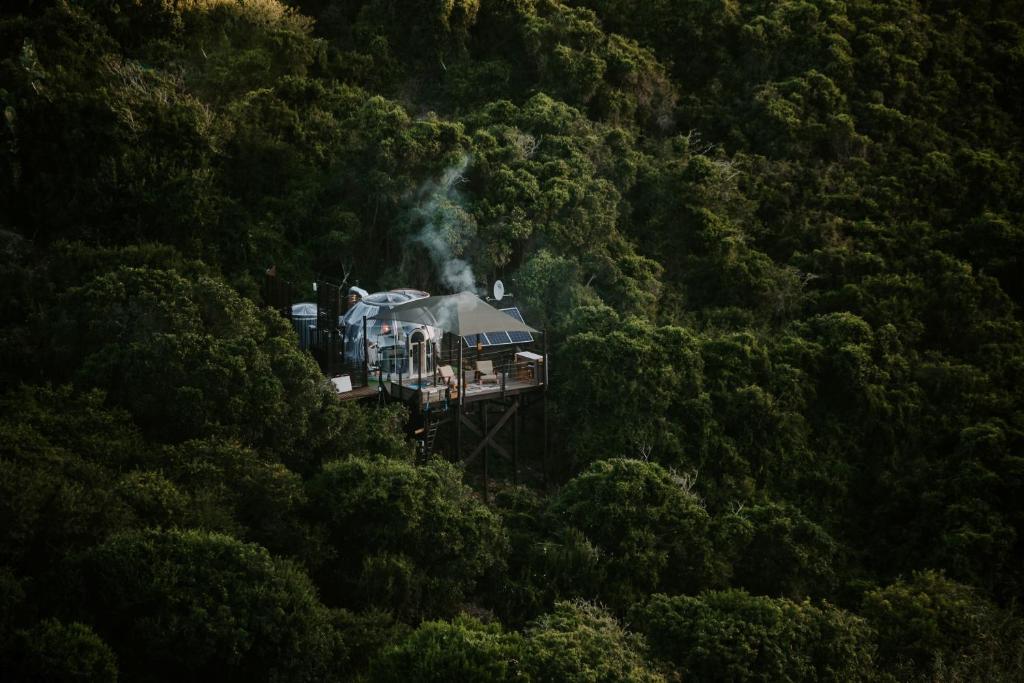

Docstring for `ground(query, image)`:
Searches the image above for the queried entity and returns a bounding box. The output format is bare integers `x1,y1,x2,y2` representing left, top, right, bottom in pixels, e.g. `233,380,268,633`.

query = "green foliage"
521,600,664,682
862,570,1024,680
0,566,26,650
0,3,222,248
461,94,662,313
549,459,717,608
163,438,318,559
504,0,677,130
369,615,525,682
66,528,345,682
2,0,1024,674
331,608,411,675
309,397,414,463
306,456,508,616
554,316,703,469
45,266,330,459
485,486,563,624
0,386,140,578
512,249,601,332
6,618,119,683
370,602,664,682
632,590,877,682
176,0,324,103
721,500,841,599
354,0,480,66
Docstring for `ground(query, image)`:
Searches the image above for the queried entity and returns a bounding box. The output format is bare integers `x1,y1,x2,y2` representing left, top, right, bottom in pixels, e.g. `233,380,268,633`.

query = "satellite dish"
492,279,505,301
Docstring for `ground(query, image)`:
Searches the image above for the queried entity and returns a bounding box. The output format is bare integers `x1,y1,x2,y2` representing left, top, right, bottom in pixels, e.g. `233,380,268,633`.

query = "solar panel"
461,306,534,347
463,333,486,348
501,307,535,343
484,331,512,345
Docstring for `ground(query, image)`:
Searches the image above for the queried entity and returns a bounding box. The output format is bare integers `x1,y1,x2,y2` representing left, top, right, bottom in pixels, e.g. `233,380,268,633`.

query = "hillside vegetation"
1,0,1023,680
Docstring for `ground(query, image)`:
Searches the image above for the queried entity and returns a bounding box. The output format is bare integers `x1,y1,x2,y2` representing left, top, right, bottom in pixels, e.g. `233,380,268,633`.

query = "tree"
632,590,877,682
306,456,508,616
162,438,319,562
44,266,330,463
521,600,664,682
370,601,665,682
65,528,345,682
861,570,1024,680
0,386,139,580
369,615,525,682
718,500,842,599
0,4,222,249
354,0,480,66
553,317,705,471
548,459,718,609
5,618,118,683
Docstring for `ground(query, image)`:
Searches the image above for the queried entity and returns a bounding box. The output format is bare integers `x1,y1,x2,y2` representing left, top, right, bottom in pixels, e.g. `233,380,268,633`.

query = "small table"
515,351,544,382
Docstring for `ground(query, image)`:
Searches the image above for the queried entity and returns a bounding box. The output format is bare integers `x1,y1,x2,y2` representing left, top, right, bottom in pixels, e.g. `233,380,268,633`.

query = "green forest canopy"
1,0,1023,680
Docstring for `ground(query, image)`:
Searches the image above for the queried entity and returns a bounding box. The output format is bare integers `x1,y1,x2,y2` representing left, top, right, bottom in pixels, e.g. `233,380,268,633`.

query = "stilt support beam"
460,400,517,465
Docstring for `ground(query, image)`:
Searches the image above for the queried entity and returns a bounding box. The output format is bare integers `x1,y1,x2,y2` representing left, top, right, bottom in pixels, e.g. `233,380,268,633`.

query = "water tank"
291,302,317,350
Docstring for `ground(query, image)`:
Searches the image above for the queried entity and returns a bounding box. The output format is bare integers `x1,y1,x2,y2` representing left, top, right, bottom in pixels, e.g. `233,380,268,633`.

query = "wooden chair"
476,360,499,384
438,365,456,388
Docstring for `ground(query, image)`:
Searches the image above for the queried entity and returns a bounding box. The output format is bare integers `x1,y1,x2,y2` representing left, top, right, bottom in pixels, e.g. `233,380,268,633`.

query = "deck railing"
380,343,545,407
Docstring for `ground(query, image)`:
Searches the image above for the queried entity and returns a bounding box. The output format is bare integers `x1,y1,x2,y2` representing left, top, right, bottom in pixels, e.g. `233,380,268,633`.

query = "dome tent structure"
340,289,444,377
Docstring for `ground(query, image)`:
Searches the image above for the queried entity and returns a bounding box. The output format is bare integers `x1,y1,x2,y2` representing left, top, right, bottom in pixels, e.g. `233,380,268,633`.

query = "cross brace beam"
460,400,517,465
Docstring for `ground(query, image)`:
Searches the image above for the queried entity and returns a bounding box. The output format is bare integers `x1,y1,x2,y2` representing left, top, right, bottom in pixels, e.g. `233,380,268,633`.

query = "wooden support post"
513,396,520,486
542,328,549,489
482,404,489,503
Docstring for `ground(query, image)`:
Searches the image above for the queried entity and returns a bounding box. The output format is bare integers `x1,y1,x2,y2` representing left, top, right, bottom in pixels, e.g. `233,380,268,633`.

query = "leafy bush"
549,458,718,609
6,618,118,683
862,570,1024,680
370,615,525,683
522,600,664,682
66,528,345,682
632,590,877,682
306,456,508,616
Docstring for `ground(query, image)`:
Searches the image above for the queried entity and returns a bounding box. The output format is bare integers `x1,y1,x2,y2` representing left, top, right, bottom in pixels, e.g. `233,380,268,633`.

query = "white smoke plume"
431,296,462,335
410,155,479,294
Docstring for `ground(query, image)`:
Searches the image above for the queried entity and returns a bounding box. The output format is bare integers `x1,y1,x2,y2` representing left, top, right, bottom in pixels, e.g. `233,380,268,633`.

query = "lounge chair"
476,360,499,385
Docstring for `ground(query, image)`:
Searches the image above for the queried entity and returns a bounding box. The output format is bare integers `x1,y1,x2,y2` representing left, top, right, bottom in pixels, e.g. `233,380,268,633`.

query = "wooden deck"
461,377,545,403
335,384,378,402
331,345,548,413
385,375,544,407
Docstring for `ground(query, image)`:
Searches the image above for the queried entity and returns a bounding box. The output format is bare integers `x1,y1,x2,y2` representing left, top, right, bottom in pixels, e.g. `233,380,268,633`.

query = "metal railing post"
362,316,369,387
